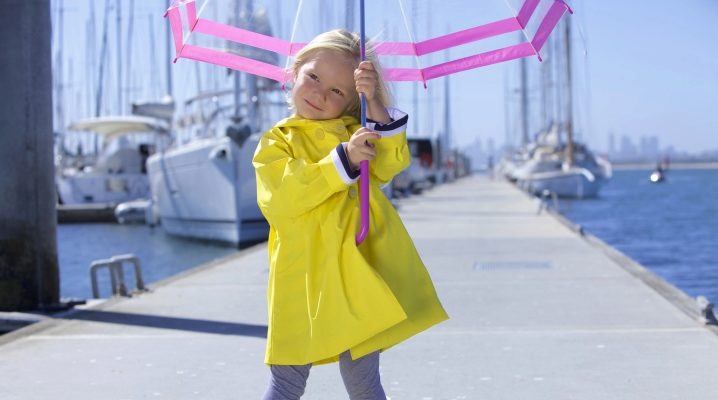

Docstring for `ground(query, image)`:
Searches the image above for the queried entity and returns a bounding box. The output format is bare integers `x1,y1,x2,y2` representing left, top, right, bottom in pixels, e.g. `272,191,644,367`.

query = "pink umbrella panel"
164,0,572,244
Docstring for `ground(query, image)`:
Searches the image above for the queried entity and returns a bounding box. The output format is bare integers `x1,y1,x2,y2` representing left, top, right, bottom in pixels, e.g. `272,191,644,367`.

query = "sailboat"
511,124,612,198
146,0,276,246
508,16,611,198
57,116,168,206
54,1,170,210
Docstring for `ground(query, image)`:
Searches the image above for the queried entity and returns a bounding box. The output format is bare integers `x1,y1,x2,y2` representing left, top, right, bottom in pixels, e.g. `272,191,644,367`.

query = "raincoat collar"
273,114,359,131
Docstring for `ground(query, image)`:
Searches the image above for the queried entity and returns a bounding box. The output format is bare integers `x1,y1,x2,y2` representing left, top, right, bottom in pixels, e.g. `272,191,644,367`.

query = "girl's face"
292,49,358,120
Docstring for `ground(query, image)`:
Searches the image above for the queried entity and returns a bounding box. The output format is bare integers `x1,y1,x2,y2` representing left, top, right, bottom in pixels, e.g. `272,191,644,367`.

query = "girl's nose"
311,85,325,102
319,91,327,104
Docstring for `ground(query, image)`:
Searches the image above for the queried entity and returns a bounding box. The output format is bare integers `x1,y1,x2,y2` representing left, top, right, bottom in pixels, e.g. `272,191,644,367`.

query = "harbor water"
58,168,717,305
57,224,237,300
560,167,718,303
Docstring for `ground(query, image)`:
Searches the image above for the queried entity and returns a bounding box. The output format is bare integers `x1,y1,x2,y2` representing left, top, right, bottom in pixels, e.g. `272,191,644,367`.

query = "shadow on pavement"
65,310,267,338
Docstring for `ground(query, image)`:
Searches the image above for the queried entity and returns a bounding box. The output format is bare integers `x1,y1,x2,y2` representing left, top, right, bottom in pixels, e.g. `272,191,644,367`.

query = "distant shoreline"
612,162,718,170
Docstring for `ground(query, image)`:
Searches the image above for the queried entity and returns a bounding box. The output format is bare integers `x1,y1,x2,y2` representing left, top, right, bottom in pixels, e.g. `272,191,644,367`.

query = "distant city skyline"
606,133,718,163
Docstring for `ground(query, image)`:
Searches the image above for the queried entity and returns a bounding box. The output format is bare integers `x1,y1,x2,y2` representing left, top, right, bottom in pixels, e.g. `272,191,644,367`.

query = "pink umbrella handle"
355,159,370,245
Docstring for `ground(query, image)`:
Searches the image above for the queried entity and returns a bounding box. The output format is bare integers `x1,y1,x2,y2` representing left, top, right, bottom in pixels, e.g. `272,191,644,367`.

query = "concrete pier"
1,176,717,399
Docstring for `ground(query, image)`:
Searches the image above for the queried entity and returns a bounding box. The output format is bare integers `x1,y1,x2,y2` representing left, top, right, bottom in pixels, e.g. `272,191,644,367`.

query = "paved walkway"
1,175,717,399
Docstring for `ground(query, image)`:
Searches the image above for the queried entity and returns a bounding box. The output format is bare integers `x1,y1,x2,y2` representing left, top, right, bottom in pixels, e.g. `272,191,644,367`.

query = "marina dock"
1,175,717,399
57,203,117,223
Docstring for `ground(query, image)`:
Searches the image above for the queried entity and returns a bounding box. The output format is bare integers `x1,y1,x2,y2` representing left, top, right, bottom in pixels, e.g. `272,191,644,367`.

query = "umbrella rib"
182,0,210,48
396,0,426,85
284,0,306,83
502,0,541,60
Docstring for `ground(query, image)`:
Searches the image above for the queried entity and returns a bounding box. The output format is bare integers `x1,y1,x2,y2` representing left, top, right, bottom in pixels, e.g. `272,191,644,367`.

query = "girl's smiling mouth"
304,99,322,111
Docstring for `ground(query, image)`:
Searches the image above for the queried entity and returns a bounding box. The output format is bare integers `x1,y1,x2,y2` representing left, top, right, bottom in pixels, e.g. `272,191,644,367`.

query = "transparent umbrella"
165,0,572,244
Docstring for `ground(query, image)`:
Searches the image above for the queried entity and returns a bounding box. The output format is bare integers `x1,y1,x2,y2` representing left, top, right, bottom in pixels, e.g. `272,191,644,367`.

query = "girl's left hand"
354,61,379,102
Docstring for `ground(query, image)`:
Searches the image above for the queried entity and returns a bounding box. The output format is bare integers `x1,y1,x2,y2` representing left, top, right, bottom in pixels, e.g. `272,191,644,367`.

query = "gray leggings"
262,350,386,400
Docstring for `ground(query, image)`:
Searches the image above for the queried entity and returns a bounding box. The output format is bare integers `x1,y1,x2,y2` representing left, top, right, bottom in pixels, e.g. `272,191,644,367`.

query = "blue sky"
576,0,718,154
53,0,718,154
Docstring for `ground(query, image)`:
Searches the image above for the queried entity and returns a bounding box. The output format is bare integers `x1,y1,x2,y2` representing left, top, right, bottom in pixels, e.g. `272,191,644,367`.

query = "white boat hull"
146,135,268,246
56,173,149,205
519,168,603,198
508,142,611,199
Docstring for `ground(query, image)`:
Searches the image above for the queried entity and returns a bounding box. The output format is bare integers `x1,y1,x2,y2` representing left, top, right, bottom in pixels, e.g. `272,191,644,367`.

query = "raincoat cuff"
366,108,408,137
329,143,360,185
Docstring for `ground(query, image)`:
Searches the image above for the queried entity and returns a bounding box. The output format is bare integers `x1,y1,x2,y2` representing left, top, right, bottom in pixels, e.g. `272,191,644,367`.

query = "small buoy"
649,170,664,183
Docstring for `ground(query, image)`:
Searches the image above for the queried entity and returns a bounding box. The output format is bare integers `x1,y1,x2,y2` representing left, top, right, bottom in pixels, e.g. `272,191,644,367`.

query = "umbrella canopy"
164,0,572,243
165,0,571,85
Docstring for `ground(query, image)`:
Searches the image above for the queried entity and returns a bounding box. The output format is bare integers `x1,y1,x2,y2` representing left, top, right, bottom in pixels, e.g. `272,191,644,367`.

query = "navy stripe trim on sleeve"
367,113,408,132
336,143,360,179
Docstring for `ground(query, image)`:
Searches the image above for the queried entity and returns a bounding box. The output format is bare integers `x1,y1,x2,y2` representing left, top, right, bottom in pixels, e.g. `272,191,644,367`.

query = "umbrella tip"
562,1,574,14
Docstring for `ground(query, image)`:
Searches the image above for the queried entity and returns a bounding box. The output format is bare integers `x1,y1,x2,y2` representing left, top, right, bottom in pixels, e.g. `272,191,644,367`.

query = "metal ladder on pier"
89,254,148,298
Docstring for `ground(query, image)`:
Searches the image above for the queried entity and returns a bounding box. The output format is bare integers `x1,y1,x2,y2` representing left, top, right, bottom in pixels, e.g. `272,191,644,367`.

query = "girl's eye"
331,88,344,96
308,73,318,81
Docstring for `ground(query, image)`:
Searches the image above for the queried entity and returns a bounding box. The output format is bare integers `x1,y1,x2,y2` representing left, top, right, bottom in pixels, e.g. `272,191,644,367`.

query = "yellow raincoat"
252,108,448,366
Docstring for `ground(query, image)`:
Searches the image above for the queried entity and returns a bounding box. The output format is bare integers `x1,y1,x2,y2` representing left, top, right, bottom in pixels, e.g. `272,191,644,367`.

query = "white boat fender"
209,145,229,161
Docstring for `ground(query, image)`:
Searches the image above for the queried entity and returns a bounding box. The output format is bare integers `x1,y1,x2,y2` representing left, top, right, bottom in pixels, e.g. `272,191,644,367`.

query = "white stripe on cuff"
330,146,359,185
369,108,408,138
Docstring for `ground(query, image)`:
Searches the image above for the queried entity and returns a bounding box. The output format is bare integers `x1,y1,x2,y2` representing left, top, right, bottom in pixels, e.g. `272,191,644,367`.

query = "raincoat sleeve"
252,127,358,223
358,108,411,186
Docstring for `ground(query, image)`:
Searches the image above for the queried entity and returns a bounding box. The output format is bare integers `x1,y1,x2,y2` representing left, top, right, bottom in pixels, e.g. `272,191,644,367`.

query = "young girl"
252,29,448,399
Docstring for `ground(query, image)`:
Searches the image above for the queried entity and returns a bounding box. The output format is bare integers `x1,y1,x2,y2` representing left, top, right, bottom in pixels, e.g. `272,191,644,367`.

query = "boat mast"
95,0,110,117
212,1,220,93
426,3,433,137
553,26,562,144
443,74,451,152
86,0,97,117
411,2,418,136
345,0,355,31
55,0,65,133
148,16,159,98
125,0,135,110
442,33,451,168
233,0,242,120
541,29,550,130
246,0,258,132
116,0,122,113
519,33,529,146
165,0,173,97
564,17,574,165
503,67,511,150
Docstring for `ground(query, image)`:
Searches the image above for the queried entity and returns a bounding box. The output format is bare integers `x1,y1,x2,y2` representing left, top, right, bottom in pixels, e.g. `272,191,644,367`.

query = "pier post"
0,0,60,311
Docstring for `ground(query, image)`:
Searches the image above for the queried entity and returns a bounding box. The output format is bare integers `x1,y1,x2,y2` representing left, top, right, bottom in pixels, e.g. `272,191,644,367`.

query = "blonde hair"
289,29,392,120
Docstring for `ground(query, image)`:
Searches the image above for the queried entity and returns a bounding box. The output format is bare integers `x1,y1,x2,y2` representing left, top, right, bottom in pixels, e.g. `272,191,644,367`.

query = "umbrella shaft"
356,0,370,246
